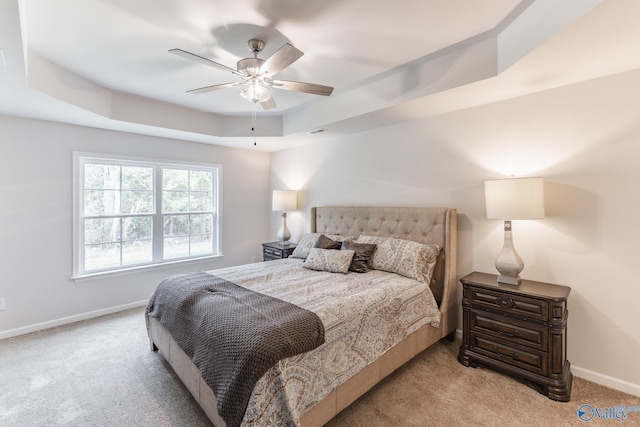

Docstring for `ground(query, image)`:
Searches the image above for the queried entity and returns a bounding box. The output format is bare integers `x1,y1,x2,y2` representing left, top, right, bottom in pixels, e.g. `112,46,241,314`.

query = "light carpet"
0,307,637,426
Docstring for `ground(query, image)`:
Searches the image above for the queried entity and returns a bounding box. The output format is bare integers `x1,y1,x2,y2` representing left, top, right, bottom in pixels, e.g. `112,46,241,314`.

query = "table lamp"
272,190,297,244
484,177,544,285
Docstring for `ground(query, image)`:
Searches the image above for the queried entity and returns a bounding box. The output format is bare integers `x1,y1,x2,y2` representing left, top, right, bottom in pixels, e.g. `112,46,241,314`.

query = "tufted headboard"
310,206,457,333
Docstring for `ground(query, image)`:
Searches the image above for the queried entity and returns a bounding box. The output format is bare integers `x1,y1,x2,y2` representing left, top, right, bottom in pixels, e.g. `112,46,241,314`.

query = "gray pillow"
341,241,376,273
291,233,355,259
314,234,342,250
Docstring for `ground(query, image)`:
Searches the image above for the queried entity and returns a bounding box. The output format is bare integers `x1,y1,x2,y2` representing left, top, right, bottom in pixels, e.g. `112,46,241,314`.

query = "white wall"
270,68,640,396
0,116,270,335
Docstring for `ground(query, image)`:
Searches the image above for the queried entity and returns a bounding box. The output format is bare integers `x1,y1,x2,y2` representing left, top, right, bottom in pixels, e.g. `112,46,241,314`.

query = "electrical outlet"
0,298,5,311
250,256,256,263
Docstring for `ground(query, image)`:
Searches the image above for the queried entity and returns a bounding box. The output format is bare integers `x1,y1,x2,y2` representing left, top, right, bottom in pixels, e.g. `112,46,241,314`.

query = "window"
74,153,220,277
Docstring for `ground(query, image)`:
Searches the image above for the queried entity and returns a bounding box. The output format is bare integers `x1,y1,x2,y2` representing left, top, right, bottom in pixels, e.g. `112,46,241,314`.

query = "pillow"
420,245,440,285
291,233,355,259
303,248,355,274
314,234,342,250
341,240,377,273
355,235,440,283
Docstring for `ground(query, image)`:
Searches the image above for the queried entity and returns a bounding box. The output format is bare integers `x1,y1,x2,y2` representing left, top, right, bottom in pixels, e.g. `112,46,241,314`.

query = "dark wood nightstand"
457,271,572,401
262,241,297,261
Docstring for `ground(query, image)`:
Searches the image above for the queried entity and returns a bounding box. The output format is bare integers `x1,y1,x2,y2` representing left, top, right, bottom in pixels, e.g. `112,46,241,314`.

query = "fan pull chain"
251,102,257,146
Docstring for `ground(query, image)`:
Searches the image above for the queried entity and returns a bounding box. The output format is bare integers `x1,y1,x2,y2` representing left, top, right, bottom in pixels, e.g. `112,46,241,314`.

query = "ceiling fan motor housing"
237,58,266,76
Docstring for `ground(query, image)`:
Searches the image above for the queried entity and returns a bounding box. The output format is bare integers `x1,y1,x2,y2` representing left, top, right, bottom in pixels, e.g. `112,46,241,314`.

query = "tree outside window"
75,155,220,277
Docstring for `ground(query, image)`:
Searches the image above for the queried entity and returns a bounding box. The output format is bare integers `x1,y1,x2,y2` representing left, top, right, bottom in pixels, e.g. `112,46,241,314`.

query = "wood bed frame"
147,206,457,426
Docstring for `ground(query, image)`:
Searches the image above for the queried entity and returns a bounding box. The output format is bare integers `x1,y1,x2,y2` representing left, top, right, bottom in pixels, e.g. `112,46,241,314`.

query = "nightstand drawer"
262,242,297,261
469,309,548,351
264,247,283,258
470,332,548,376
468,286,549,322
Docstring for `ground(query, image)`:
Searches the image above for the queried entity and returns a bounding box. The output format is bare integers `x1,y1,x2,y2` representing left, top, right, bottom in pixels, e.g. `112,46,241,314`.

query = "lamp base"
497,274,521,285
276,212,291,243
495,220,524,286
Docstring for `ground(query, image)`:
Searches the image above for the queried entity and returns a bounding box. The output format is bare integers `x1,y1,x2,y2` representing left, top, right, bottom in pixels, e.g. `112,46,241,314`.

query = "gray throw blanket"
146,272,325,427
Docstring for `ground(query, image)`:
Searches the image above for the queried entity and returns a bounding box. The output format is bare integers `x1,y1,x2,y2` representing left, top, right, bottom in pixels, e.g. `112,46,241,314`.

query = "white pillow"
303,248,355,274
355,235,440,283
291,233,354,259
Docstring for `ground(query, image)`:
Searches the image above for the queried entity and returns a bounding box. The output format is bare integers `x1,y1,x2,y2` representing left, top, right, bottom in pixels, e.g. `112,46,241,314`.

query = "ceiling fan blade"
272,79,334,96
187,82,239,94
260,97,277,110
260,43,303,77
169,48,242,76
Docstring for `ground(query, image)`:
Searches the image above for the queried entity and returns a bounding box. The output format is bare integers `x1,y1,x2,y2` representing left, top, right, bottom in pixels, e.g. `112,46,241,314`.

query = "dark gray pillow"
341,241,377,273
313,234,342,250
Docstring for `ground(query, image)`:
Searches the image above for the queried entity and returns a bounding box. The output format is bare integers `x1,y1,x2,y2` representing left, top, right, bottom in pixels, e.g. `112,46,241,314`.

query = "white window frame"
72,152,222,279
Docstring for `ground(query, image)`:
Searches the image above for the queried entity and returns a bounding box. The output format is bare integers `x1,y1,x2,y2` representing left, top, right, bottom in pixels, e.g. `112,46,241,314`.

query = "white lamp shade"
272,190,297,212
485,177,545,220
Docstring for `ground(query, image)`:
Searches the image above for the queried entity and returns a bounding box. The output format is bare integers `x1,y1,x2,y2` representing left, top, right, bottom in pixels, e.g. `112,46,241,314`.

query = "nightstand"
457,271,572,401
262,241,297,261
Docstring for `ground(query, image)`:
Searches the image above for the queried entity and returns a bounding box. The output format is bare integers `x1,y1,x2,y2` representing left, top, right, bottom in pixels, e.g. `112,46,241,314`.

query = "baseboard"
572,366,640,398
0,300,149,340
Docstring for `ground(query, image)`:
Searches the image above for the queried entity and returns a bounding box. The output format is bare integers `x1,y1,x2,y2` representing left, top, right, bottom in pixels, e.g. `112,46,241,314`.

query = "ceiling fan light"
240,80,272,103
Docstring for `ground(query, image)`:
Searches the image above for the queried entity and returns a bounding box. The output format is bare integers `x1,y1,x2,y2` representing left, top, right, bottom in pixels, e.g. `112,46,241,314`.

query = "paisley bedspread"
209,257,441,426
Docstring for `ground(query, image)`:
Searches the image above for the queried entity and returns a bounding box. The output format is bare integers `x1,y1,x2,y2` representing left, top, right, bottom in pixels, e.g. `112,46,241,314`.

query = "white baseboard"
0,300,149,340
453,328,639,397
572,366,640,398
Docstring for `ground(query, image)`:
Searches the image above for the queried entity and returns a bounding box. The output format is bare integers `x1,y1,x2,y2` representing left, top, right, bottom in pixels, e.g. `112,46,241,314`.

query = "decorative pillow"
314,234,342,250
291,233,355,259
355,235,440,283
303,248,355,274
341,241,377,273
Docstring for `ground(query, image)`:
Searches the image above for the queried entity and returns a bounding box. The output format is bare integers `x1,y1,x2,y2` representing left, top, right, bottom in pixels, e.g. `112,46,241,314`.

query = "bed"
146,206,458,426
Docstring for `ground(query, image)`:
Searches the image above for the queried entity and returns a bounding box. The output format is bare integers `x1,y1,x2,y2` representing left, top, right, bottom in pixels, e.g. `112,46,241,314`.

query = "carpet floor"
0,307,638,426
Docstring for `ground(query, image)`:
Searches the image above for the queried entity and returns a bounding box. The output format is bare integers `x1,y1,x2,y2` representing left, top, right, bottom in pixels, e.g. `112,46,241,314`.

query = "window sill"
71,254,224,281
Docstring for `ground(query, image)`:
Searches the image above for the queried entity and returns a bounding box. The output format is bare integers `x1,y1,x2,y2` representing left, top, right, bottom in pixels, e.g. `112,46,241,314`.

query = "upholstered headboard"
310,206,457,333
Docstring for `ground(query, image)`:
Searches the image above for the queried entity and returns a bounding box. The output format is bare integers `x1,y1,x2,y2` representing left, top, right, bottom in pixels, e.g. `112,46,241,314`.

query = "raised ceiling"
1,0,639,151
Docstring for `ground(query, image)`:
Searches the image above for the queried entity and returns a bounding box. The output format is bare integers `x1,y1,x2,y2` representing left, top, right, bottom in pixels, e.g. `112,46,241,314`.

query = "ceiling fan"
170,39,334,110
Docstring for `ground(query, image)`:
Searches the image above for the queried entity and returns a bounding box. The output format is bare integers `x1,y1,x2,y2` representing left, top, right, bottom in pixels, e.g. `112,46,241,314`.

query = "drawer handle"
491,345,519,360
492,323,518,338
497,297,514,309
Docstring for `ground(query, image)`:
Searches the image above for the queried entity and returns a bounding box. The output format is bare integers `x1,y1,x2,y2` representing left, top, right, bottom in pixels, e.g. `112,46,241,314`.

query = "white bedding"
209,257,441,426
